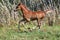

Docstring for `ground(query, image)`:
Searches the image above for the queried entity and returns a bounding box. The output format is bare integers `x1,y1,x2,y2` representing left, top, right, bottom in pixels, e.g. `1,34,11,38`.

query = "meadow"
0,24,60,40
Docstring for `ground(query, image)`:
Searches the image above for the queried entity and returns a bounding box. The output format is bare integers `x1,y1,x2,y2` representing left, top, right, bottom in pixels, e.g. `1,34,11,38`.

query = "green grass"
0,24,60,40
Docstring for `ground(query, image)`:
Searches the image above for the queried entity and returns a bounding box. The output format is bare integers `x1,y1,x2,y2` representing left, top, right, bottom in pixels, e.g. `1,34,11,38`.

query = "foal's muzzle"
14,9,18,12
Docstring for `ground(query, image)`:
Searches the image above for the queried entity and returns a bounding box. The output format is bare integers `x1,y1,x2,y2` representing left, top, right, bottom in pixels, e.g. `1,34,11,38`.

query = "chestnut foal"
14,3,51,30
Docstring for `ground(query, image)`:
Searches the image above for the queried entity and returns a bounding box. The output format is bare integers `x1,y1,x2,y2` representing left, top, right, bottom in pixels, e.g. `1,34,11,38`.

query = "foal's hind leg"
37,19,41,29
18,19,25,30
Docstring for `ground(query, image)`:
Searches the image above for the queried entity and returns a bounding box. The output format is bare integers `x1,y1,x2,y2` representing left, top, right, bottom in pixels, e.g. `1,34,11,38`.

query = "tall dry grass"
0,0,60,27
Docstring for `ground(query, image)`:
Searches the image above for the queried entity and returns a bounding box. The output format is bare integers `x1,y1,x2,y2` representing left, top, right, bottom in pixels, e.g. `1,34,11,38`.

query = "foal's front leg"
18,19,25,30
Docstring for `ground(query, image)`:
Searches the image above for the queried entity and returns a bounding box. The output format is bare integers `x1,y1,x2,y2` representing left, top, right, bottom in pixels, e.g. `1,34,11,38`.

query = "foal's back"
30,10,45,19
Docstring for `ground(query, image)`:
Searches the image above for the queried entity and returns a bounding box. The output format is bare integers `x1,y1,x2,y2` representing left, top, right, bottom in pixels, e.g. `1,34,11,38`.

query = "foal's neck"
21,5,29,12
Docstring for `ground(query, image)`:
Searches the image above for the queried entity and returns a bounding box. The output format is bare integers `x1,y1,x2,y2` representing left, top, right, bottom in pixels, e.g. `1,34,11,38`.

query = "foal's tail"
44,9,53,14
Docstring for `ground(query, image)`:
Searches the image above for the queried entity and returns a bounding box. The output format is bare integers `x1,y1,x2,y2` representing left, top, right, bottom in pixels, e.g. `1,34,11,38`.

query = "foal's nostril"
14,10,15,12
14,10,17,12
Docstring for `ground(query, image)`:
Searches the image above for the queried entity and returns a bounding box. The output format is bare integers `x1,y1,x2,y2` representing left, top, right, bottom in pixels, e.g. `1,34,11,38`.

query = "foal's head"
14,3,22,11
16,3,22,10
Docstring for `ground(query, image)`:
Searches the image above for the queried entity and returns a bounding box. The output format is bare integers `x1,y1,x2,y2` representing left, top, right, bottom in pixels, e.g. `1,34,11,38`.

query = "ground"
0,24,60,40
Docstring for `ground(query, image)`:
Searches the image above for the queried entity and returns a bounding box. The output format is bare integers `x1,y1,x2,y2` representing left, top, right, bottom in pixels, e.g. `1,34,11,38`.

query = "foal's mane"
19,3,31,11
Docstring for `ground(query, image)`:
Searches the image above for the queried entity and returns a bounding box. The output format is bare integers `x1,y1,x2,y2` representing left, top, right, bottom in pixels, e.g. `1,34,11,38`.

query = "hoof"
38,29,40,32
37,25,40,29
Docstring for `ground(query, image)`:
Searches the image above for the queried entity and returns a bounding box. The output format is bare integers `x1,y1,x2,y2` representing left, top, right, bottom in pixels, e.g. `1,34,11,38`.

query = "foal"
14,3,51,30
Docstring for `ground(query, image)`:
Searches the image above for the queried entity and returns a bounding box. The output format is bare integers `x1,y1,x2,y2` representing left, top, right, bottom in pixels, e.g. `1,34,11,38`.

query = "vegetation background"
0,0,60,40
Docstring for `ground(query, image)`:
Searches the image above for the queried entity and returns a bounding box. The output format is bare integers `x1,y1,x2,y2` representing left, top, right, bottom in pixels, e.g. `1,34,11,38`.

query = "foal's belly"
30,17,37,21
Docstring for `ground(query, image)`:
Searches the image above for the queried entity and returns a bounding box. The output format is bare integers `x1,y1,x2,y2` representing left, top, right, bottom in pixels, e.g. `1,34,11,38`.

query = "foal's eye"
16,6,18,9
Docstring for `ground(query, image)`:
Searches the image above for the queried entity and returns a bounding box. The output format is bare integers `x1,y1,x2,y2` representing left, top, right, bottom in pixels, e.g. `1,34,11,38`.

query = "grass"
0,23,60,40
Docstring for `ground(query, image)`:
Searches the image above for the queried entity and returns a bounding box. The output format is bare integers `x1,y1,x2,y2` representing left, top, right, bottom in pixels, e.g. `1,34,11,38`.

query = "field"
0,24,60,40
0,0,60,40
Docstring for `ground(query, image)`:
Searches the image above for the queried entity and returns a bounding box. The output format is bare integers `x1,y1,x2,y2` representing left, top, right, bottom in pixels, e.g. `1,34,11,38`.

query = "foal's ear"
18,2,22,6
19,2,22,5
18,3,21,6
